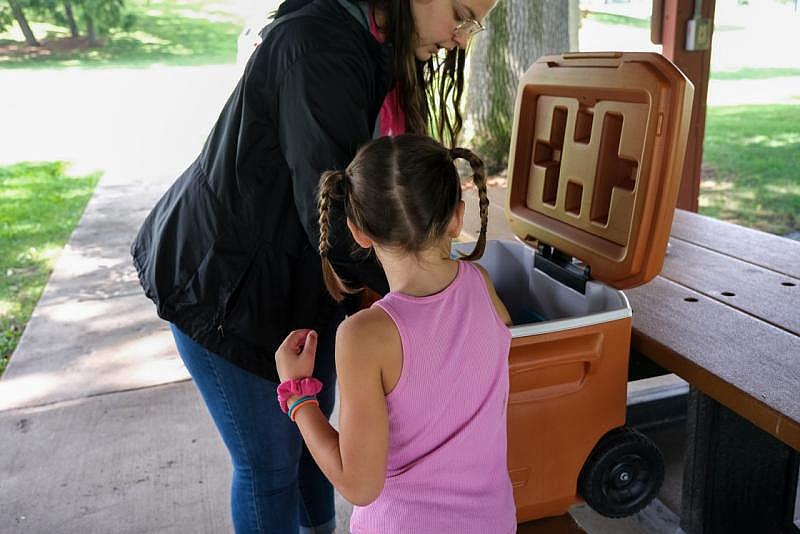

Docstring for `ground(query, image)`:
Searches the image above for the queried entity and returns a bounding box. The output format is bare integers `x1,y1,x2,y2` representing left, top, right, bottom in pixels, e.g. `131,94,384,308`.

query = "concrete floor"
2,8,797,527
0,176,692,534
0,61,696,533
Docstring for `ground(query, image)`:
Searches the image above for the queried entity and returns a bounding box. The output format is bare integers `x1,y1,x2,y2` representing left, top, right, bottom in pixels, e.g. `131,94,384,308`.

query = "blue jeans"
170,323,339,534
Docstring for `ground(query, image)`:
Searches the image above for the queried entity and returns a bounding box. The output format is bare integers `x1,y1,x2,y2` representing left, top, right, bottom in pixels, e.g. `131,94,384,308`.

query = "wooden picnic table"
471,188,798,531
625,209,800,533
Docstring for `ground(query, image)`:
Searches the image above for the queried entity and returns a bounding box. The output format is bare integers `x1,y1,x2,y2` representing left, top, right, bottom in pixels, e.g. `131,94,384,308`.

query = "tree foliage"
3,0,133,47
5,0,40,45
0,4,15,31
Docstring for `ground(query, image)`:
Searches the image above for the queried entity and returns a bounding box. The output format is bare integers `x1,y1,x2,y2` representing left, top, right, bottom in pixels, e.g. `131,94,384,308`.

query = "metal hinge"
534,242,591,294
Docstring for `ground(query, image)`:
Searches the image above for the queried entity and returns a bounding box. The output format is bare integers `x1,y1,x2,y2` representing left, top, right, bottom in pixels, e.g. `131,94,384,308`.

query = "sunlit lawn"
583,11,650,29
701,104,800,235
0,0,244,68
583,6,800,237
0,162,99,373
711,67,800,80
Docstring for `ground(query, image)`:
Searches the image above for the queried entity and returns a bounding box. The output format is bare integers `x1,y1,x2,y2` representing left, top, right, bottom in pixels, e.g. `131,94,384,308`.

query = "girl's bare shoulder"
335,306,400,363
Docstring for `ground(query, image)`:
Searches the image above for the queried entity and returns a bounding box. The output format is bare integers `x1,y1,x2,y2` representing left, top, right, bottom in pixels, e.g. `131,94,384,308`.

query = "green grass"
714,24,746,32
584,9,744,32
0,0,244,68
0,162,100,374
700,104,800,235
711,67,800,80
583,11,650,29
584,10,747,32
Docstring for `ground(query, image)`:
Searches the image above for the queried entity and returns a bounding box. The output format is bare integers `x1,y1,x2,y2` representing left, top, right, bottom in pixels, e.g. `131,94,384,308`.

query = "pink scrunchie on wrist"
277,377,323,413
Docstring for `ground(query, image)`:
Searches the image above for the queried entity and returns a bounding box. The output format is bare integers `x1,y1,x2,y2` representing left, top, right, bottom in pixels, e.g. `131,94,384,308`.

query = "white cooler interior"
454,240,630,333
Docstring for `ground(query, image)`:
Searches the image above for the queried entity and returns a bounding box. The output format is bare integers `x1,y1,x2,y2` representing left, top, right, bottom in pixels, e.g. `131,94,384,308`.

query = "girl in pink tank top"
275,134,516,533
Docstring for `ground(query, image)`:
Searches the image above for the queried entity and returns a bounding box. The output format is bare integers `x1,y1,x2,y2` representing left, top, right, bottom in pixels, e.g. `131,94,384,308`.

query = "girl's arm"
475,263,513,326
276,310,392,505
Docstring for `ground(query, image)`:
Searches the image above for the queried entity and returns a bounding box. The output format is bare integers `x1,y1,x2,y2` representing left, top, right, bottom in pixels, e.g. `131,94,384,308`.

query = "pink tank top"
349,261,516,534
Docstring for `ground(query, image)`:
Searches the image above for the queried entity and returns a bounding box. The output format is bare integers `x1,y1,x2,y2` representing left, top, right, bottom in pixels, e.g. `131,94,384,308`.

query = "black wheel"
578,426,664,518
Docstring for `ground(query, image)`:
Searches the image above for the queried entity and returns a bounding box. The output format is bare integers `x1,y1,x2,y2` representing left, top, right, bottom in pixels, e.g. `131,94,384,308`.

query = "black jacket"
131,0,391,381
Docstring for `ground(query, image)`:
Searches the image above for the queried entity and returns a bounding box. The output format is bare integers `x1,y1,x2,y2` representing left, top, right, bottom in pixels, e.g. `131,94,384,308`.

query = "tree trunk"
63,0,79,38
7,0,39,46
466,0,572,169
85,13,98,46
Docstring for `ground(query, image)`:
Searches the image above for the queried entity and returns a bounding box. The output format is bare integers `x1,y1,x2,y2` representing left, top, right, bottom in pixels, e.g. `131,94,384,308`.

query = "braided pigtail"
318,170,358,302
450,147,488,261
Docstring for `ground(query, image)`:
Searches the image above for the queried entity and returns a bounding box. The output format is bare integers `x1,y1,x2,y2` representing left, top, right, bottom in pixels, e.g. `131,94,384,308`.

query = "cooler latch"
534,243,591,294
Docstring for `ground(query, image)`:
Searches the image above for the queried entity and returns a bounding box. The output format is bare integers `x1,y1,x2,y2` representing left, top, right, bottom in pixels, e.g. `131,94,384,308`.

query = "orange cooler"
456,52,693,521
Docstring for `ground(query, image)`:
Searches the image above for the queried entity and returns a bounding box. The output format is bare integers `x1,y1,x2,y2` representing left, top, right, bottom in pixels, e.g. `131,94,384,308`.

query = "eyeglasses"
452,1,485,41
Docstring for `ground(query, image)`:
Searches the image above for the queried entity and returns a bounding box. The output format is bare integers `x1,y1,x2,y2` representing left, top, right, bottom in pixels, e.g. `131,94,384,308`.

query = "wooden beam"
659,0,716,212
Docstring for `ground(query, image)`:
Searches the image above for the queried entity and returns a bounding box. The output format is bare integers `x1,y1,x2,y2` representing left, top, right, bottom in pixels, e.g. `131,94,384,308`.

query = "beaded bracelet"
288,395,319,422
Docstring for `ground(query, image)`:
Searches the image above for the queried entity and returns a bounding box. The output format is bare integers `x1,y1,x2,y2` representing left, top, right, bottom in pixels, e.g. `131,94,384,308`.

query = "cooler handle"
508,352,600,404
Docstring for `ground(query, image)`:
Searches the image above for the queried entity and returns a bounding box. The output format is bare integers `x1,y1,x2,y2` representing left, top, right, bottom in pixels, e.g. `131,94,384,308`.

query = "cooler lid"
505,52,694,289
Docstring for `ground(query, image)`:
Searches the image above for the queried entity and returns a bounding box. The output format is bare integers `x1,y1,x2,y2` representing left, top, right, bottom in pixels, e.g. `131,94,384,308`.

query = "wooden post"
657,0,716,212
681,388,799,533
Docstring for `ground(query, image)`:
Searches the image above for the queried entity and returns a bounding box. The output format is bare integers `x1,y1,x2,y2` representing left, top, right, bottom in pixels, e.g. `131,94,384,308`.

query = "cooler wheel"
577,426,665,518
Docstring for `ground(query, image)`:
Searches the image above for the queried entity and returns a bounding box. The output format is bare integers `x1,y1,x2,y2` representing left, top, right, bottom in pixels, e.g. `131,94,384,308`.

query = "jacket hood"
275,0,316,18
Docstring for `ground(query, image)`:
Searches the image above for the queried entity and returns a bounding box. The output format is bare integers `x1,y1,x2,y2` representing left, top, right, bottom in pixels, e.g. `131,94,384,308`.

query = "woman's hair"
318,134,489,302
368,0,466,147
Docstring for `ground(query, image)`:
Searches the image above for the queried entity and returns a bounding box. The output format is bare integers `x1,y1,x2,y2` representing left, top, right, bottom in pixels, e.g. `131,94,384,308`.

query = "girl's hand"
275,329,318,382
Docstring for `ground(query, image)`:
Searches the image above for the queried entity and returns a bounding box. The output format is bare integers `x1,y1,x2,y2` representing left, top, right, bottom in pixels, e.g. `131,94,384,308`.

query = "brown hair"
318,134,488,302
368,0,467,146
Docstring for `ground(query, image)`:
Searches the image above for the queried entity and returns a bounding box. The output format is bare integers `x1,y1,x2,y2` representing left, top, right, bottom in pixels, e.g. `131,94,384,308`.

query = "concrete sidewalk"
0,171,679,533
0,174,236,532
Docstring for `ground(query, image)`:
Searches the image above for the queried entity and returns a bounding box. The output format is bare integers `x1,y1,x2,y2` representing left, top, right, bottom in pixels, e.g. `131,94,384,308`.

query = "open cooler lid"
505,52,694,290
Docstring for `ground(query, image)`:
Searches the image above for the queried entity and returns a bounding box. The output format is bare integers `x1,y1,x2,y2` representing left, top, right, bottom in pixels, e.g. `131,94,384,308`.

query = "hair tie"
277,377,323,414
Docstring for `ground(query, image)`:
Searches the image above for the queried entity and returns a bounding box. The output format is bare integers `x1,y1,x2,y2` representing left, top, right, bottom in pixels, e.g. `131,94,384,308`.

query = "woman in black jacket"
132,0,496,532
